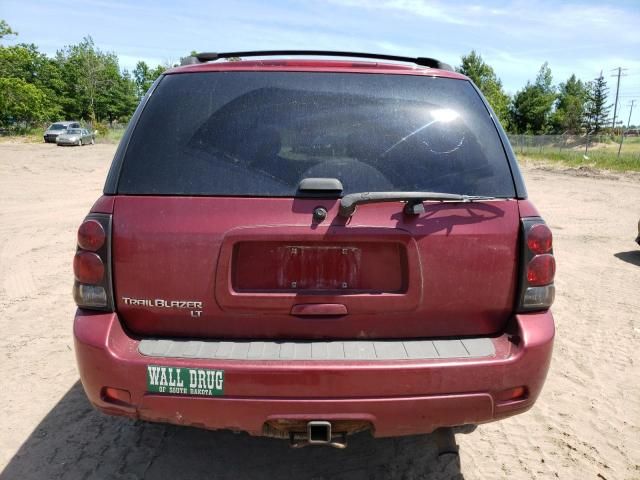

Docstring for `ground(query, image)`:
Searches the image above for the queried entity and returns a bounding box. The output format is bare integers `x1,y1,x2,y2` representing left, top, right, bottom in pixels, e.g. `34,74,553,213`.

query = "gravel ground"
0,143,638,479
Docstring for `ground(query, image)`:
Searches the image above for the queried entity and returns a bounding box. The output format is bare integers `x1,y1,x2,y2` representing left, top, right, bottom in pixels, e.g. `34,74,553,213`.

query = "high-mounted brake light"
517,218,555,312
73,214,114,311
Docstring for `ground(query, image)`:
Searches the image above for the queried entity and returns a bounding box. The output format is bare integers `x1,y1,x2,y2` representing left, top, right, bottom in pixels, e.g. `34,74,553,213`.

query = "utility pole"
618,100,635,158
610,67,628,133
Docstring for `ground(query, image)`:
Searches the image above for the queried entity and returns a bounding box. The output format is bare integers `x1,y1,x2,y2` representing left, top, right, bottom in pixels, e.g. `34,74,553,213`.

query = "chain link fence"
507,134,640,160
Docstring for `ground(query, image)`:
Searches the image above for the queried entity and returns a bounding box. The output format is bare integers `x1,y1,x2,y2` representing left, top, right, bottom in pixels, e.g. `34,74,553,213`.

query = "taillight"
77,219,105,251
526,223,552,254
527,254,555,286
73,251,104,283
517,218,555,312
73,213,114,311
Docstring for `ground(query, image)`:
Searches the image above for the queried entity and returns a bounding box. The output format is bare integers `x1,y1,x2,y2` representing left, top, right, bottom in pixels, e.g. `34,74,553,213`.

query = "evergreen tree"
585,71,610,134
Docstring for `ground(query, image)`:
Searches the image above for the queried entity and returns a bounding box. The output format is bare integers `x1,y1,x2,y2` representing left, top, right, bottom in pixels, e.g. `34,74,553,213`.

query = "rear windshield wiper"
339,191,496,217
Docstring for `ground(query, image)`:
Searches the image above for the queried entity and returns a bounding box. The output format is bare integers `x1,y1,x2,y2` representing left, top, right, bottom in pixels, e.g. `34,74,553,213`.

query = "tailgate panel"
112,196,519,339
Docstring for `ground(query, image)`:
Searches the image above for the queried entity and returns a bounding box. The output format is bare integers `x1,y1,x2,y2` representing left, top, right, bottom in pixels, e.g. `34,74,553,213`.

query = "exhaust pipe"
289,421,347,449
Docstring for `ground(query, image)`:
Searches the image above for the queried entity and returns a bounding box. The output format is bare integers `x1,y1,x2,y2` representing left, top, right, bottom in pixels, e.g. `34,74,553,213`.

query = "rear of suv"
73,51,555,445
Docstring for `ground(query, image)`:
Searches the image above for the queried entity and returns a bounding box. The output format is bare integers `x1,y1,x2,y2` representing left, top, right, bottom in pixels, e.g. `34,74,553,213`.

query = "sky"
2,0,640,124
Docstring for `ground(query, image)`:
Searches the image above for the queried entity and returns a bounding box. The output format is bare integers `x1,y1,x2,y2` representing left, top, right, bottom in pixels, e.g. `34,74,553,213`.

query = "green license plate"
146,365,224,396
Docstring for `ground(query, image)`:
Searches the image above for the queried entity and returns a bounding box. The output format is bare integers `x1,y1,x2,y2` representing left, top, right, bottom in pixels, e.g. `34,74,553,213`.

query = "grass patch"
512,136,640,172
0,127,44,143
518,150,640,172
95,128,125,144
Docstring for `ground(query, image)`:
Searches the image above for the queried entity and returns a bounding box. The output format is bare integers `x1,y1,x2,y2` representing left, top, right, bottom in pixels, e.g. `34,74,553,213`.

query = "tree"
585,71,610,134
457,51,510,126
0,20,16,40
0,23,152,126
0,77,49,126
133,61,151,99
57,37,108,122
56,37,137,122
133,61,165,99
510,63,556,134
0,28,63,122
0,43,64,97
551,74,589,134
99,69,138,122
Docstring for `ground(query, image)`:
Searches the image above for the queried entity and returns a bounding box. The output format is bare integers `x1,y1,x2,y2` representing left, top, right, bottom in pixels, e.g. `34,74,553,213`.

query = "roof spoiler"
180,50,453,71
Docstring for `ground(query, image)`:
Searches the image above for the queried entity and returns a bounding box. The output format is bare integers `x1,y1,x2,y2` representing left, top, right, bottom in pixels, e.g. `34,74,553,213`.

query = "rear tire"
77,139,82,146
90,138,95,145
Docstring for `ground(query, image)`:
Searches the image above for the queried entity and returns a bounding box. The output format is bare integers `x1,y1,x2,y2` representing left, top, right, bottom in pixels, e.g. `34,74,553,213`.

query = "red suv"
73,51,555,447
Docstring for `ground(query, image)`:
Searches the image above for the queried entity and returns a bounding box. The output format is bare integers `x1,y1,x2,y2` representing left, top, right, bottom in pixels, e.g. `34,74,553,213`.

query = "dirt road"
0,143,638,479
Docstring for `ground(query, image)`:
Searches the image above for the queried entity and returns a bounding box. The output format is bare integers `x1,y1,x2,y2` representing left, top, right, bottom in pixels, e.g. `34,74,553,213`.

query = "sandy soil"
0,143,638,479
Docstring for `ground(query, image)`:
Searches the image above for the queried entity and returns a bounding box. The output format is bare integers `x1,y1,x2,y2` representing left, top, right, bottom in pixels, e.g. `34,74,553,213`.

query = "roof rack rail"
183,50,453,71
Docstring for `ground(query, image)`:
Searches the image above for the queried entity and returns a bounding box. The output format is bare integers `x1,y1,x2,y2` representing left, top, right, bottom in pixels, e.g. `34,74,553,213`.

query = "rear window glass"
118,72,515,197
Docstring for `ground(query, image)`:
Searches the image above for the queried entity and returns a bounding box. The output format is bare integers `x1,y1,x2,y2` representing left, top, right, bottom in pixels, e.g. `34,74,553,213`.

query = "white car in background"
43,121,81,143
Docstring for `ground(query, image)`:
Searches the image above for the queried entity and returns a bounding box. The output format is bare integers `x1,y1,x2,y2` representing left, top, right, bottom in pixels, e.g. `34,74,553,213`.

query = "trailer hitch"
289,421,348,449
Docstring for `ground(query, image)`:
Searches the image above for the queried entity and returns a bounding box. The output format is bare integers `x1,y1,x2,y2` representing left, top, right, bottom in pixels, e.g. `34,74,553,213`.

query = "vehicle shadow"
614,250,640,266
1,382,464,480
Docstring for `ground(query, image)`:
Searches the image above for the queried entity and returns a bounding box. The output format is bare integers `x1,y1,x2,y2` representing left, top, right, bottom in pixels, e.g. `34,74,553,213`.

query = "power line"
610,67,628,130
618,100,635,158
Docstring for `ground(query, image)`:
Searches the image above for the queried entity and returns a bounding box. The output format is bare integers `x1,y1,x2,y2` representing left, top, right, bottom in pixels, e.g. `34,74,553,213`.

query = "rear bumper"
74,310,554,437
